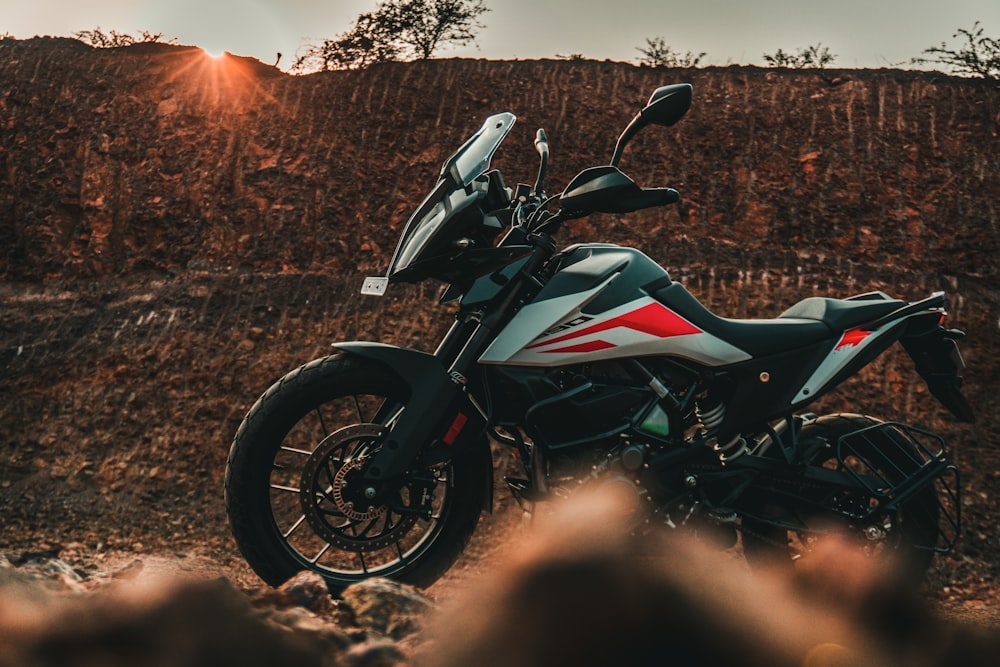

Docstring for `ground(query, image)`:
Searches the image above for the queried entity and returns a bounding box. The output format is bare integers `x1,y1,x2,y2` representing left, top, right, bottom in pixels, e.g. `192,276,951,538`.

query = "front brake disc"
299,424,418,552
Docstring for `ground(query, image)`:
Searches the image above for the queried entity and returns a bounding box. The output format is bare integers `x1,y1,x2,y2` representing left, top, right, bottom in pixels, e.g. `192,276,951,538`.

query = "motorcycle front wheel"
741,414,942,581
225,353,491,593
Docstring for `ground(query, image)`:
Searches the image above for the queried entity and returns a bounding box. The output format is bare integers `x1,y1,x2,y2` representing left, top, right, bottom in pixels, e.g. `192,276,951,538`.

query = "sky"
3,0,999,71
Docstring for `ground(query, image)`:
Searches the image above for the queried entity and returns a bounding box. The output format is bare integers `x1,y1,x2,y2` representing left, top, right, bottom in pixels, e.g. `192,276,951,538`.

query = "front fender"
334,342,449,390
332,342,490,484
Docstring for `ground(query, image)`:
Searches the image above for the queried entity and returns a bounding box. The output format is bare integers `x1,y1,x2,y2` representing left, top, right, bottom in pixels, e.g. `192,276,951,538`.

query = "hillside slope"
0,39,998,613
2,38,998,281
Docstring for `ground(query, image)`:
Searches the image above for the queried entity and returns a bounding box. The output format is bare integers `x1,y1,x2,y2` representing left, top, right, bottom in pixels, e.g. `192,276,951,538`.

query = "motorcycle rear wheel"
741,414,941,581
225,353,491,593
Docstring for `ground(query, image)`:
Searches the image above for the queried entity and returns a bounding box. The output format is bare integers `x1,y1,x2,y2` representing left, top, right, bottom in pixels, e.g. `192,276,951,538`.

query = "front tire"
225,353,491,593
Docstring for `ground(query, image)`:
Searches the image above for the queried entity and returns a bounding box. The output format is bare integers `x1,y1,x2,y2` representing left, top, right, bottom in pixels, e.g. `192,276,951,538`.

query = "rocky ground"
1,491,999,667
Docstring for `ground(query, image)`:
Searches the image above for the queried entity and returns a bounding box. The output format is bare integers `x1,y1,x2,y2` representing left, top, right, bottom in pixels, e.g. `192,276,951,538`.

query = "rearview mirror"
610,83,692,167
641,83,692,126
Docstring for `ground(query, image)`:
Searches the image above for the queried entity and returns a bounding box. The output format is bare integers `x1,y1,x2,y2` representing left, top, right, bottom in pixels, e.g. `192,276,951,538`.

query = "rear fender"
901,318,975,423
332,343,490,482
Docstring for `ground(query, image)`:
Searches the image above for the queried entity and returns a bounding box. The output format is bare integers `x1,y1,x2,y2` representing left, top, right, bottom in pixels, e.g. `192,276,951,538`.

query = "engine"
490,359,692,450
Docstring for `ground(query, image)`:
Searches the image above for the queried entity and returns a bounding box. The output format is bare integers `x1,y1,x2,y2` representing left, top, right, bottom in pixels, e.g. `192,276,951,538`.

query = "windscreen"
384,112,516,279
441,112,516,186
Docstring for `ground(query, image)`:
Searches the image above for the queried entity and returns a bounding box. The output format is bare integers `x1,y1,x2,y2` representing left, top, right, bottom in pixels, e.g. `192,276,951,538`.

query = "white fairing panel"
479,276,617,364
791,319,906,403
480,293,751,367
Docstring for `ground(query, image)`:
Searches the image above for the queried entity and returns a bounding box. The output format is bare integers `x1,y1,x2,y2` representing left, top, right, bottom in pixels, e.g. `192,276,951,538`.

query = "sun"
148,44,279,116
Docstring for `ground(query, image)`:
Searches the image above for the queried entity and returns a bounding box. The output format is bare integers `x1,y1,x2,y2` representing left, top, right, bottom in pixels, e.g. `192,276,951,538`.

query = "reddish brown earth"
0,37,998,628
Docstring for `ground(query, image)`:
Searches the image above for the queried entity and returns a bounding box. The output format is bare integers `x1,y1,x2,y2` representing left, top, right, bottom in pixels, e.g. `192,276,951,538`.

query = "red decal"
539,339,616,354
836,328,871,350
527,302,700,350
442,412,468,446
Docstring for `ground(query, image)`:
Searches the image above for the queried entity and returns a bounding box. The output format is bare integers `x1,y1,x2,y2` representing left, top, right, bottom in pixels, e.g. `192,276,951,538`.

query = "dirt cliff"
2,37,998,280
0,37,998,618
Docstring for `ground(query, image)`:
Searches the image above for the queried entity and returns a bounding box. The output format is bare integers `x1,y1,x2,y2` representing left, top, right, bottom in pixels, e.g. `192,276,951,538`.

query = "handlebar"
523,127,677,230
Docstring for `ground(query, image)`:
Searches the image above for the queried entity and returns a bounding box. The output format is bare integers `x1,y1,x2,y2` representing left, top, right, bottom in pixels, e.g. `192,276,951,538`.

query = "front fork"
354,234,554,488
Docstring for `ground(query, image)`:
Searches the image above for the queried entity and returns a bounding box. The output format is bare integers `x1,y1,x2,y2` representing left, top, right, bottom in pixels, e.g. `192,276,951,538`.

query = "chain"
738,521,792,550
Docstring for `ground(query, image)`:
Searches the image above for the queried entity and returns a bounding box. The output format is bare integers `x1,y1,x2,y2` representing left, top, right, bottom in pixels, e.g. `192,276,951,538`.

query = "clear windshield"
386,112,516,278
441,112,516,186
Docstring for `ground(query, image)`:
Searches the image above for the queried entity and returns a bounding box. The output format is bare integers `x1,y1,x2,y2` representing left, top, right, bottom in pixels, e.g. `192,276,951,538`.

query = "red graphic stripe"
835,328,871,350
527,302,701,350
442,412,468,446
539,339,616,354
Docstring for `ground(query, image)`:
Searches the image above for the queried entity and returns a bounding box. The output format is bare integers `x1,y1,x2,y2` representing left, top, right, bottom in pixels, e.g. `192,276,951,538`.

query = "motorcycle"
225,83,974,592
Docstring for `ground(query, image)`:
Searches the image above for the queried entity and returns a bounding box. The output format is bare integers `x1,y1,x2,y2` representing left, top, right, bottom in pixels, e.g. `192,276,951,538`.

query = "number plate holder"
361,277,388,296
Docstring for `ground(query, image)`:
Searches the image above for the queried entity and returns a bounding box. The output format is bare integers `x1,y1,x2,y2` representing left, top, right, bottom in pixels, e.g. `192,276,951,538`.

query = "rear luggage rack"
836,422,960,553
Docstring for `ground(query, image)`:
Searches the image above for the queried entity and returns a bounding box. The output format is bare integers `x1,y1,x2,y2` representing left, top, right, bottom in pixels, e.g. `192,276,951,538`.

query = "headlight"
393,202,448,273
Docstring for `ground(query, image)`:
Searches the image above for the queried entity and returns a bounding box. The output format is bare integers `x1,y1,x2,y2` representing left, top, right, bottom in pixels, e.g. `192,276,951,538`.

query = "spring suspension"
696,398,748,463
697,401,725,432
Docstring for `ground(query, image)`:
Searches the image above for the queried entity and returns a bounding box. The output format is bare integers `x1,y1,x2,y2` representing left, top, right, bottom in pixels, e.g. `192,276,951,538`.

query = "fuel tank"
478,244,750,367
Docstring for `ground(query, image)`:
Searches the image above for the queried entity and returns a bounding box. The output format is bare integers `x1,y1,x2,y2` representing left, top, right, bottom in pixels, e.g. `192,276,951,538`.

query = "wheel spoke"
280,446,312,457
316,407,329,438
282,515,306,538
310,543,331,564
249,377,468,581
322,460,337,488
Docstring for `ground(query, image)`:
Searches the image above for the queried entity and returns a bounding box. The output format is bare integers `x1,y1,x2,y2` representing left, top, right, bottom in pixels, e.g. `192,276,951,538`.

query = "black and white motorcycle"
226,83,974,591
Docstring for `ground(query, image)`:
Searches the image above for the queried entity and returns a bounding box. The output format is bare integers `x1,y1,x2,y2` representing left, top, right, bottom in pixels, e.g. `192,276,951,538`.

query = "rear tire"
225,353,491,593
741,414,941,581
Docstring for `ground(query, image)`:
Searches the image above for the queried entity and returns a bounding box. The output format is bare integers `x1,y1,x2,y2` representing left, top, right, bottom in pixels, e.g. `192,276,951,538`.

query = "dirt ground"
0,268,997,629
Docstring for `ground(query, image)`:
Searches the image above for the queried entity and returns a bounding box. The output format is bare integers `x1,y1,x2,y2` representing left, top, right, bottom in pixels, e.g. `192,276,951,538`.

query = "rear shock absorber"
696,397,748,463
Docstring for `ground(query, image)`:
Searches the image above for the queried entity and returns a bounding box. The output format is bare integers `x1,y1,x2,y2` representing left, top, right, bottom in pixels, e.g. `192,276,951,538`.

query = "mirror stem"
610,114,644,167
533,128,549,195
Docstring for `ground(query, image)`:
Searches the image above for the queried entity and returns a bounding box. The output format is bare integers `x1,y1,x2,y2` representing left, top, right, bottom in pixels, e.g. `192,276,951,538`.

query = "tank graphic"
480,295,750,367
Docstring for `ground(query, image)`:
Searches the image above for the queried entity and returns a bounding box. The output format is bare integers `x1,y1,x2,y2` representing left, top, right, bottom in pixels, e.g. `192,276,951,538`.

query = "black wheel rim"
266,390,453,581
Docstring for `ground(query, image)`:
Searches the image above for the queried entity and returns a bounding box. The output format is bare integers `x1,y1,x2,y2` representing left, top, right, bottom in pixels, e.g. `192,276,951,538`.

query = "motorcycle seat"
778,296,906,331
652,283,832,357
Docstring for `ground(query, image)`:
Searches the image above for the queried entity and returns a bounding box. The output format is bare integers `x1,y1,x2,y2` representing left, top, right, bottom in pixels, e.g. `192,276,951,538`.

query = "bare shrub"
73,28,176,48
763,43,837,69
913,21,1000,80
636,36,706,68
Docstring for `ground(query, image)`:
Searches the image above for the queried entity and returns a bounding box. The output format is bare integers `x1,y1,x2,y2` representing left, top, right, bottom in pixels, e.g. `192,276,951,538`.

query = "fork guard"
332,342,487,483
